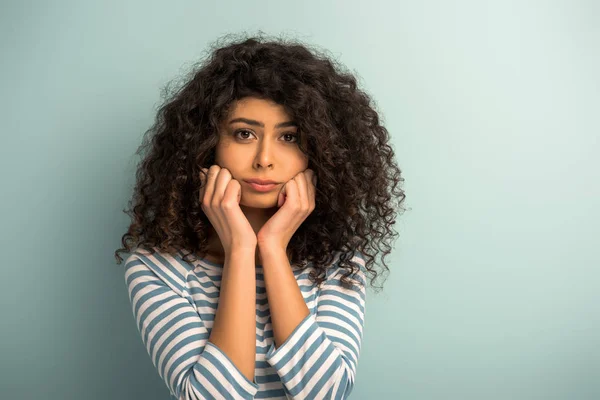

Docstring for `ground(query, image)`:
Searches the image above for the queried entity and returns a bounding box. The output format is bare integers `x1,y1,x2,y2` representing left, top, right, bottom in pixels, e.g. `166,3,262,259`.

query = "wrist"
257,241,285,254
230,238,257,250
226,244,256,258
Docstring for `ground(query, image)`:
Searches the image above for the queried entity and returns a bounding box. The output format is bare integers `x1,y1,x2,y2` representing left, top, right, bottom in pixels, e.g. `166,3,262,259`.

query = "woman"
115,33,405,399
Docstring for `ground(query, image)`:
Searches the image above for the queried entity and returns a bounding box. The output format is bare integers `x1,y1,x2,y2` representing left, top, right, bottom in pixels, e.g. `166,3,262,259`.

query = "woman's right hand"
199,165,257,255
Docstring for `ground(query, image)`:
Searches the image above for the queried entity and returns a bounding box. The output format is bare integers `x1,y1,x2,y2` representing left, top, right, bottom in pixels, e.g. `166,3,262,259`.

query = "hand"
199,165,257,254
256,169,317,250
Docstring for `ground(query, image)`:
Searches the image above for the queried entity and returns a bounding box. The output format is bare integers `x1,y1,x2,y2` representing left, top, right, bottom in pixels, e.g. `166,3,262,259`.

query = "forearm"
257,249,367,399
258,245,310,348
208,247,257,382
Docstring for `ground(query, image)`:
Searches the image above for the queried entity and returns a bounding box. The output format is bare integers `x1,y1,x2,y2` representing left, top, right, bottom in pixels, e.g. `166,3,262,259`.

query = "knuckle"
221,201,234,211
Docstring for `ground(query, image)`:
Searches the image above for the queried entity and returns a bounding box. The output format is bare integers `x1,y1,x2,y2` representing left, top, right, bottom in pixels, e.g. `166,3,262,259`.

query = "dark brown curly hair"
114,32,406,293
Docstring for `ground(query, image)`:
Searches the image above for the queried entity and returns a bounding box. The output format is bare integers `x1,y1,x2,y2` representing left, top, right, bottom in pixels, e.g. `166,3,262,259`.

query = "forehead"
226,97,292,120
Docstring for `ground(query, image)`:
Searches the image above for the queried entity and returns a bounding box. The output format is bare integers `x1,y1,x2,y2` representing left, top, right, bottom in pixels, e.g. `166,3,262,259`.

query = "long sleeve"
124,252,259,400
264,253,367,399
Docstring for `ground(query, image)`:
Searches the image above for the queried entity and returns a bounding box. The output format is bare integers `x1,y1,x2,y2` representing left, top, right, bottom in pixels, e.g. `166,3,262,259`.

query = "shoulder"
325,250,367,288
124,247,196,294
318,251,367,314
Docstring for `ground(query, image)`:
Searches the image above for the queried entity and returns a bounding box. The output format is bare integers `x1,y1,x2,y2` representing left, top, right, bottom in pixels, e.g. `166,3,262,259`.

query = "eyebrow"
228,118,297,128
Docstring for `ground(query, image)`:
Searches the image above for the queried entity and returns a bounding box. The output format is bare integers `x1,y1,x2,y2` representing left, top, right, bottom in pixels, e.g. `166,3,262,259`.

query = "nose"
254,139,274,168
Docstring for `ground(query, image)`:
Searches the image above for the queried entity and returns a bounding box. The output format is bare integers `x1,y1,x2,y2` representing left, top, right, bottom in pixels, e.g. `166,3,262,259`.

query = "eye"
234,129,255,141
282,133,299,143
233,129,299,144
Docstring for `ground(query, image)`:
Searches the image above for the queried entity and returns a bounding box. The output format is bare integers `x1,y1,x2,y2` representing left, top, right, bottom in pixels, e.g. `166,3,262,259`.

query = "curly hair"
114,32,406,293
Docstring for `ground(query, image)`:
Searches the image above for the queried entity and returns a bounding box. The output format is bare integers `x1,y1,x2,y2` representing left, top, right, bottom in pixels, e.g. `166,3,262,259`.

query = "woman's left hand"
256,169,317,250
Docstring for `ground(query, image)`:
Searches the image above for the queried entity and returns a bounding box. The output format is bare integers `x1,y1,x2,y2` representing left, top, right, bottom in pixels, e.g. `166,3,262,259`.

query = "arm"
259,247,367,400
207,247,257,382
257,246,310,349
124,249,259,400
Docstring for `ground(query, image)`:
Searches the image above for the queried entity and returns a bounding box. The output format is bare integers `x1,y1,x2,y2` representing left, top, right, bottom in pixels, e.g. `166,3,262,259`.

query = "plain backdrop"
0,0,598,399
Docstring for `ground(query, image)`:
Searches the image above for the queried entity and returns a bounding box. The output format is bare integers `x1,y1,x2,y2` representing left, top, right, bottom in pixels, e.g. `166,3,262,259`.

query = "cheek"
214,142,241,165
287,154,308,173
300,154,309,170
293,147,309,166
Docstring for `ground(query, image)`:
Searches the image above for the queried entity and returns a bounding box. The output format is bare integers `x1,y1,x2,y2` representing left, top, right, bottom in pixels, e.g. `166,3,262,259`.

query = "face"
215,96,309,209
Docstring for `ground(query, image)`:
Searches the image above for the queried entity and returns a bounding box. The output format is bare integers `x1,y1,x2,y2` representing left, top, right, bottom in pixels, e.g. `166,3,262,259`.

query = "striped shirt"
124,247,367,399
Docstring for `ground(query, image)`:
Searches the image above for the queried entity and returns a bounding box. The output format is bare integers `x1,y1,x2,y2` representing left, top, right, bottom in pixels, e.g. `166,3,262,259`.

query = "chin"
239,196,278,209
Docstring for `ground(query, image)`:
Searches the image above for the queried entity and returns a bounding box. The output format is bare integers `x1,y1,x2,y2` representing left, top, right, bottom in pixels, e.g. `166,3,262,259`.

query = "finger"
298,170,315,211
293,173,308,211
277,184,286,207
223,178,242,209
304,169,316,187
213,167,231,206
306,170,317,209
203,165,219,204
200,167,212,203
199,168,207,200
286,177,302,212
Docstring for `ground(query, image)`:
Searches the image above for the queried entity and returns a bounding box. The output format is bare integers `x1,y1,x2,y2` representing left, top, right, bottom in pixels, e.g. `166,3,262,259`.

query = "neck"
240,203,279,236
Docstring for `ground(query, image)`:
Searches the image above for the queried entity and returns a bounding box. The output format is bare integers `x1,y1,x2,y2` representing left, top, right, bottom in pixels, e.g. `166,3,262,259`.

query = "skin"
204,96,312,265
203,97,319,381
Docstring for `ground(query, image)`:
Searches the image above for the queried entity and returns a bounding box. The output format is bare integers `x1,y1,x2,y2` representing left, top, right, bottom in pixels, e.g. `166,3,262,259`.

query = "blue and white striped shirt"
124,247,366,399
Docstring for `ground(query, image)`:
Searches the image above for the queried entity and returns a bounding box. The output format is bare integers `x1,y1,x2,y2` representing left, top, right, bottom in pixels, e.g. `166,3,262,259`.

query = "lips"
245,181,279,192
244,179,279,185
